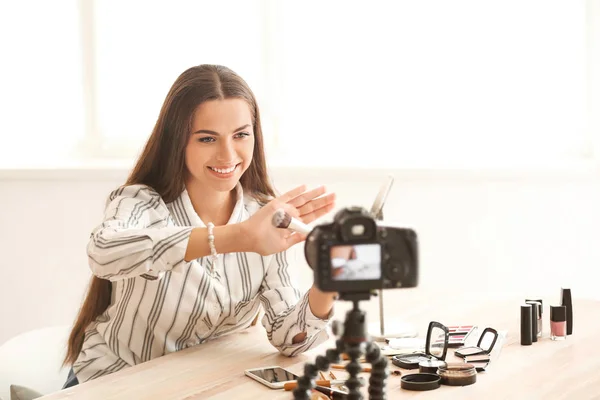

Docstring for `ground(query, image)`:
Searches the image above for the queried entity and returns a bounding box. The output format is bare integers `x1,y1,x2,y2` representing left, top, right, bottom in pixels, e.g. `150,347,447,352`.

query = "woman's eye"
234,132,251,139
198,137,215,143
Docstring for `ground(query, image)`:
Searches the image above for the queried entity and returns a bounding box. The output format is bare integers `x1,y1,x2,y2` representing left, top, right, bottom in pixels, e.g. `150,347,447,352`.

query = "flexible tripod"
293,293,389,400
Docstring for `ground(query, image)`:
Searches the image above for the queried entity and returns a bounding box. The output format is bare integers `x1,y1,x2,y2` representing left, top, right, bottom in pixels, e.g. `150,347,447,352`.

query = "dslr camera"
304,206,418,295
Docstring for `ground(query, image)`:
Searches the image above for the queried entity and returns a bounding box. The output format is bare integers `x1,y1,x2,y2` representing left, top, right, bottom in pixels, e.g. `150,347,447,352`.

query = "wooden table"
40,290,600,399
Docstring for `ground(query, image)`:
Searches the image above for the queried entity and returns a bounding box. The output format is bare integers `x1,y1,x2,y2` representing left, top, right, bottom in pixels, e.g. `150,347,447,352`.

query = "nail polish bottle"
550,305,567,341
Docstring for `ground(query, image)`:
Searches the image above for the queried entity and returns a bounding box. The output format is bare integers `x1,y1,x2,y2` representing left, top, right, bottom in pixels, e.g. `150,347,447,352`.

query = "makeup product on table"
446,325,477,348
391,321,449,369
455,327,498,358
525,301,539,342
400,373,441,391
284,380,349,391
330,364,371,373
437,363,477,386
455,327,498,371
560,288,573,335
385,337,425,351
463,354,491,372
313,385,348,399
464,330,507,372
550,305,567,341
520,304,533,345
377,338,424,357
418,360,447,374
525,299,543,337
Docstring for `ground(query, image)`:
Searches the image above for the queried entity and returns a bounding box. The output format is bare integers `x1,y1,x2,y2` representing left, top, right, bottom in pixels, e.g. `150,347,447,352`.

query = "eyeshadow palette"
434,325,477,348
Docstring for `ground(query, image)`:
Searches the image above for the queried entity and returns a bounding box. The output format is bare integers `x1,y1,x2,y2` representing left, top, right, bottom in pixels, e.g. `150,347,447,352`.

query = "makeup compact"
437,363,477,386
418,360,447,374
455,327,498,358
463,354,490,372
454,327,498,372
400,373,441,391
392,321,449,369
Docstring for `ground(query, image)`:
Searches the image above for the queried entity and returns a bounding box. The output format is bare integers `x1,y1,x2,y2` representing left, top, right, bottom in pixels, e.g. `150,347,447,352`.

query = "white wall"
1,166,599,346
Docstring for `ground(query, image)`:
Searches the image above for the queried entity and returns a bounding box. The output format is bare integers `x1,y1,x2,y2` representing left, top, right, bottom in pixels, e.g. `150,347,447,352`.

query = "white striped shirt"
73,183,332,383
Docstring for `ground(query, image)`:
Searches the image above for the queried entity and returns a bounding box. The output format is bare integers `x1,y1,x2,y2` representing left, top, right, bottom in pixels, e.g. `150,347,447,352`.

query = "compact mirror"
392,321,449,370
478,328,498,352
454,327,498,358
425,321,449,360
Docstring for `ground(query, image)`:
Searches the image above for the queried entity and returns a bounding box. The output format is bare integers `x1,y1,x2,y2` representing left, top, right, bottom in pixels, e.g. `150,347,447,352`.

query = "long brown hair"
64,65,276,366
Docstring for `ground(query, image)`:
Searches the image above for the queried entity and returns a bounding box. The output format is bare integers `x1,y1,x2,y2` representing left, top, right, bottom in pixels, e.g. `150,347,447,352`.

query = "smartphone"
244,366,300,389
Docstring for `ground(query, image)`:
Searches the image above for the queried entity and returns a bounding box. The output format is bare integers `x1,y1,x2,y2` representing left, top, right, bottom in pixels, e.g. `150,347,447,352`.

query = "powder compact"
454,327,498,371
418,360,447,374
400,373,441,391
437,363,477,386
392,321,449,369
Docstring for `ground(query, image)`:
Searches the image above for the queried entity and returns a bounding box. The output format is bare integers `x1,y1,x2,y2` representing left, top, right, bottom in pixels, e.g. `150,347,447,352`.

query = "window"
273,0,589,168
0,0,84,168
1,1,595,170
90,0,272,159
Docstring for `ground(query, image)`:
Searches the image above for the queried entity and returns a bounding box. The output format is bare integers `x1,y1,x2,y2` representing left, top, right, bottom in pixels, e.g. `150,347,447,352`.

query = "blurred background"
0,0,598,365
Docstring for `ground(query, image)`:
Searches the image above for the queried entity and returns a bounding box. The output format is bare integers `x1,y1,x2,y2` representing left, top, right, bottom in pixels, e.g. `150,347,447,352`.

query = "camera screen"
330,244,381,281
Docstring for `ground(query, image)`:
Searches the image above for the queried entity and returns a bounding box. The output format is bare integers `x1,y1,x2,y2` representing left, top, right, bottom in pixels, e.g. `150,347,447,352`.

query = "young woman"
62,64,337,387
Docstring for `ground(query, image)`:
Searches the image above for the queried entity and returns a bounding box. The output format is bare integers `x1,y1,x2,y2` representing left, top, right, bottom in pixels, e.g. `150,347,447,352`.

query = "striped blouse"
73,183,332,383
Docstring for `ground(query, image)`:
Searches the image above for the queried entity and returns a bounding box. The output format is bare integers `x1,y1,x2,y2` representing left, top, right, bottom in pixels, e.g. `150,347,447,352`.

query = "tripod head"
332,293,373,345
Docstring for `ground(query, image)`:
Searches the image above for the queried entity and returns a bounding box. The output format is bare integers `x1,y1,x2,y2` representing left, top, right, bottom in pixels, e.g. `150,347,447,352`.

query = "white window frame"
2,0,598,180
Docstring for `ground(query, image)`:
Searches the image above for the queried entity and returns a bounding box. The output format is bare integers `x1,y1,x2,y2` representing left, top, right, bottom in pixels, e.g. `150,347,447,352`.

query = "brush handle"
313,385,348,399
284,380,345,391
330,364,371,372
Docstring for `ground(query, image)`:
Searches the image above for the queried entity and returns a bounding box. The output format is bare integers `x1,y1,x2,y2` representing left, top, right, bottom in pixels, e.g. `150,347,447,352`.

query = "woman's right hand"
240,185,335,256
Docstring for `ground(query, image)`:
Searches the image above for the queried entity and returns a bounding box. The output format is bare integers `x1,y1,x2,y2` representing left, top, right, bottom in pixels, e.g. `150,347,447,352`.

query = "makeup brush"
313,385,348,399
331,364,372,373
271,208,312,235
283,379,348,391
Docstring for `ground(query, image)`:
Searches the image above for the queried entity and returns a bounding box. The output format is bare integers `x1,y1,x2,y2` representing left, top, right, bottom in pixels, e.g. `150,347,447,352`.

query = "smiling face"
185,98,255,193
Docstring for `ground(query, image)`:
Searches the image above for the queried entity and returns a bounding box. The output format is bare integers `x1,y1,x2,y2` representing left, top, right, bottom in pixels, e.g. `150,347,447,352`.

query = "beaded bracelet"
207,222,218,272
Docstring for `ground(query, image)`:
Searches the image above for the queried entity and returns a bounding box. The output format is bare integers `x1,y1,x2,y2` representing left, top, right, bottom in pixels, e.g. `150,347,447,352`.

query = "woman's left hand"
285,185,336,224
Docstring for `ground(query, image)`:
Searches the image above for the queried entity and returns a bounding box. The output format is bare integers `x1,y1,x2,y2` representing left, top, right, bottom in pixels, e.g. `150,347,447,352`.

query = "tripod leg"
292,343,343,400
365,341,389,400
344,341,366,400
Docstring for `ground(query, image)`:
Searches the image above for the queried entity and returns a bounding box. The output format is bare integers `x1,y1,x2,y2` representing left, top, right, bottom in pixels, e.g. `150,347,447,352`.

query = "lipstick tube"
525,301,538,342
560,288,573,335
520,304,532,345
525,299,543,337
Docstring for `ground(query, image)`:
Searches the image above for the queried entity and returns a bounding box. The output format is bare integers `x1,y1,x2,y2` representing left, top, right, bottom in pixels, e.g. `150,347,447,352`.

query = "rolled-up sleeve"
87,185,193,281
259,247,332,356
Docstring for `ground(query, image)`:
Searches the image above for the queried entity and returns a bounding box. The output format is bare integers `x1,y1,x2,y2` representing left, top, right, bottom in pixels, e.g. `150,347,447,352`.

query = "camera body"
304,206,418,294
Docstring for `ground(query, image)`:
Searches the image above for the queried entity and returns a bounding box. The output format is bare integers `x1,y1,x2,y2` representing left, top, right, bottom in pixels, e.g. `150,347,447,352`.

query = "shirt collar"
176,182,245,227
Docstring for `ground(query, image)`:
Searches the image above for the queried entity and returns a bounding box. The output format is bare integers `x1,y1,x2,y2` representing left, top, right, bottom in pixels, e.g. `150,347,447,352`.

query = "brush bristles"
272,208,291,229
